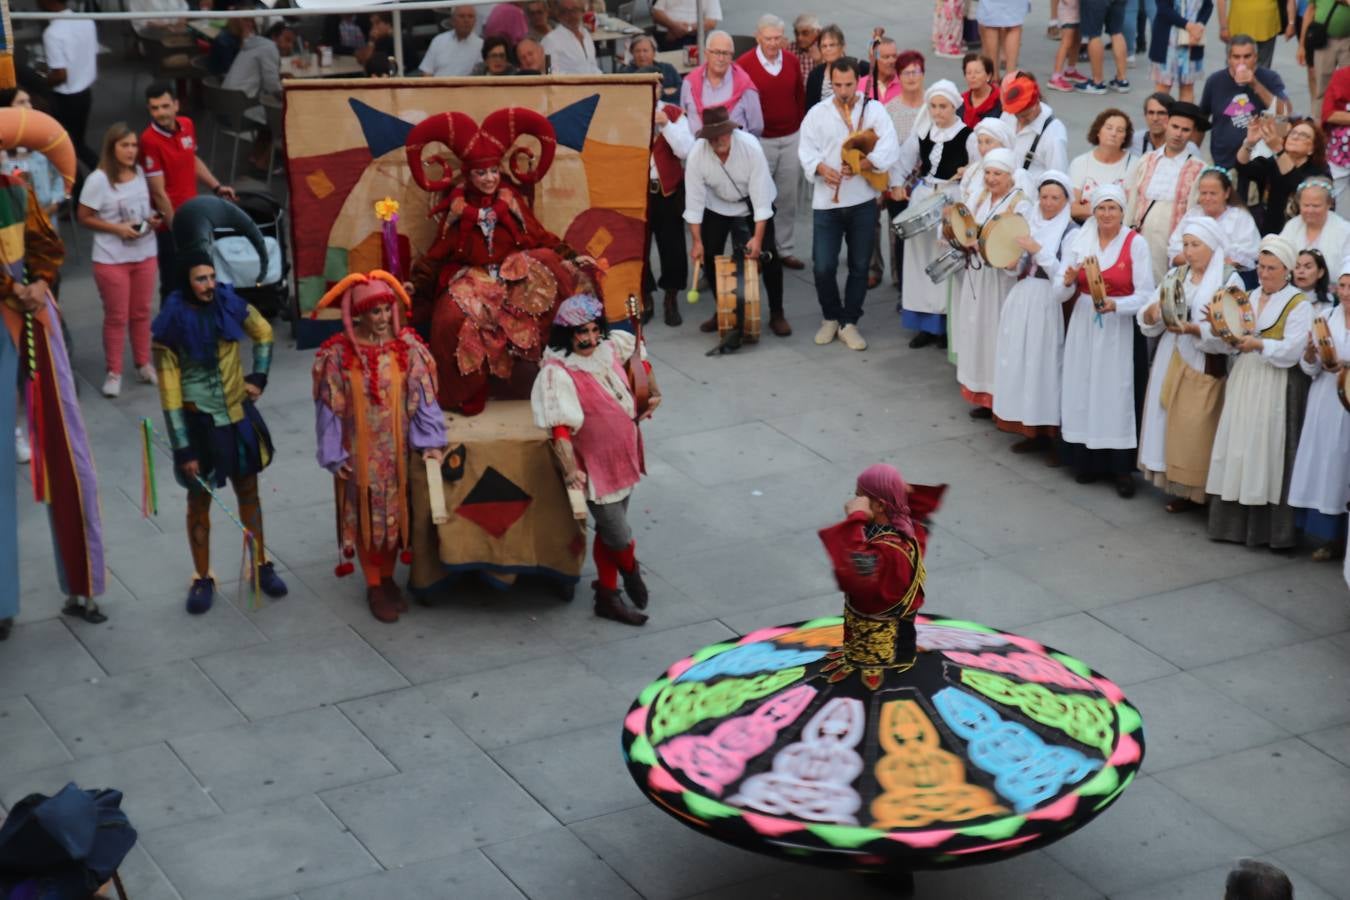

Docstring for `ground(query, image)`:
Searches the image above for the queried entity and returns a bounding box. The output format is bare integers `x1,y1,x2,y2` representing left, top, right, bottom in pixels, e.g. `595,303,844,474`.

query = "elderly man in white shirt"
798,57,899,351
541,0,601,75
683,106,790,338
418,5,483,77
653,0,722,50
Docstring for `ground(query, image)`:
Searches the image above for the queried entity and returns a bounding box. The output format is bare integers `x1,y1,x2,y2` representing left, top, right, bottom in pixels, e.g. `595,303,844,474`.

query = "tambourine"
942,202,979,251
1207,286,1256,345
1312,316,1339,371
978,212,1029,269
1159,269,1189,328
1083,256,1106,311
1339,367,1350,412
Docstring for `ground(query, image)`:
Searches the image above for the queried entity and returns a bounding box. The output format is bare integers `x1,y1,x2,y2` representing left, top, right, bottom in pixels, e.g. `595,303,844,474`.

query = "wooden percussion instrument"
893,191,947,240
1312,316,1339,371
925,246,968,284
978,212,1029,269
1083,256,1106,311
1159,269,1189,328
711,252,760,354
1339,367,1350,412
1207,285,1256,345
942,202,980,252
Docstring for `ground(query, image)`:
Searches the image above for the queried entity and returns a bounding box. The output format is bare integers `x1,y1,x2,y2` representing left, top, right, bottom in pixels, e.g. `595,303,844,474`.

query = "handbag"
1305,0,1338,52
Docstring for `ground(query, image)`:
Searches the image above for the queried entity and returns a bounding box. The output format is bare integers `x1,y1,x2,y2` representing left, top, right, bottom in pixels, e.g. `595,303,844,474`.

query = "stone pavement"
3,3,1349,898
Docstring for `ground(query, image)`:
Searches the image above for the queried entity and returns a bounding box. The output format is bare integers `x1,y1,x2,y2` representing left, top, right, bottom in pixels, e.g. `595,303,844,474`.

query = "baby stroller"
209,190,290,320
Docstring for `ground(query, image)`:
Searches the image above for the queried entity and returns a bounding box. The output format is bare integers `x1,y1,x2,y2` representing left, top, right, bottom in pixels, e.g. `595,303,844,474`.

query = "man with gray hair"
678,31,763,137
738,14,807,270
793,13,823,85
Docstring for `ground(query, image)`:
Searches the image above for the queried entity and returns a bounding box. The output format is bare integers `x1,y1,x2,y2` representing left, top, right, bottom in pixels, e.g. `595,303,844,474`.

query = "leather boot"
368,585,400,623
663,289,682,326
382,577,409,612
641,292,655,324
594,582,647,626
621,563,649,610
769,311,791,336
699,313,718,333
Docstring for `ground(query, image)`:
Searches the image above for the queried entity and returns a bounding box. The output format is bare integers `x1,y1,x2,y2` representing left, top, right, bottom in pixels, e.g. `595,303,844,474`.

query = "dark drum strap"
1023,114,1055,170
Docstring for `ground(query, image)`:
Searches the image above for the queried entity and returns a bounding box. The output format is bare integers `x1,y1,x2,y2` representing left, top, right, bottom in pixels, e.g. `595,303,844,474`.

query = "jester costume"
0,106,105,635
404,108,600,415
311,271,447,623
151,199,285,613
622,464,1145,878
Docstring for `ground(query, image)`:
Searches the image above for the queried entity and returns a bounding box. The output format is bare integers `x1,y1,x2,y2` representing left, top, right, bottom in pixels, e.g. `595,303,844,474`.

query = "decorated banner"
283,75,657,326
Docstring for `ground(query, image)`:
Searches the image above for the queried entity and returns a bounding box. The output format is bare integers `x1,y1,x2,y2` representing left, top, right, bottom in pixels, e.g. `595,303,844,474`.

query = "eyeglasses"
900,67,923,76
706,48,733,56
795,28,815,35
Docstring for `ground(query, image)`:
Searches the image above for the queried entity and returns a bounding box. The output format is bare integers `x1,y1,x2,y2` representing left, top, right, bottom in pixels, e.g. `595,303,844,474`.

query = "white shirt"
798,95,900,210
1143,150,1188,201
418,30,483,77
77,168,158,266
653,0,723,26
1000,103,1069,181
755,46,783,77
43,14,98,95
683,130,777,224
541,25,600,74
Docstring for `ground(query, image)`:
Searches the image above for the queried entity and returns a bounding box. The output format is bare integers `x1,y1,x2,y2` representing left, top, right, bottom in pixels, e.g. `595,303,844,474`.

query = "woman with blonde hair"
77,122,161,398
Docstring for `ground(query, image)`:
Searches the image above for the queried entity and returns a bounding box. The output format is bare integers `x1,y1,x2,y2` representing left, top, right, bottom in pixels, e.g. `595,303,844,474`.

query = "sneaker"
1047,74,1076,92
186,576,215,615
1126,53,1136,67
135,363,157,385
814,320,839,345
1075,80,1107,94
1062,69,1089,83
839,323,867,351
1109,78,1131,93
101,372,122,398
14,427,30,464
257,561,288,598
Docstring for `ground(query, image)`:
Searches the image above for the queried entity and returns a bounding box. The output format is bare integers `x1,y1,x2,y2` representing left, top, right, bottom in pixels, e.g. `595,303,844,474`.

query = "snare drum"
893,192,947,240
1207,286,1256,345
942,203,980,251
1159,270,1189,328
1312,317,1338,371
978,212,1029,269
1083,256,1106,311
925,246,968,284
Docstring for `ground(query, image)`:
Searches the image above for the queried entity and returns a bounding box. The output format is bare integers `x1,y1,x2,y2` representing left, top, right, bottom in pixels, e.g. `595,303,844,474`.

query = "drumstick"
688,256,702,303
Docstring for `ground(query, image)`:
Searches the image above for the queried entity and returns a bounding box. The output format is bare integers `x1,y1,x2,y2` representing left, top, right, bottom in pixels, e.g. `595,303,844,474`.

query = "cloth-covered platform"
621,613,1144,871
408,400,584,595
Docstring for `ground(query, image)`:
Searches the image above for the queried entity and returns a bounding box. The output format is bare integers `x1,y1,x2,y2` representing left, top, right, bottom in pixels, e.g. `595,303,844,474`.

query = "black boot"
621,563,649,610
641,292,655,324
663,289,682,326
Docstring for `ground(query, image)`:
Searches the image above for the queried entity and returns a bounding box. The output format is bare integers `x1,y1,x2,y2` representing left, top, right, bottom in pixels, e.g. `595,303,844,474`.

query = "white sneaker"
839,323,867,351
136,364,158,385
814,320,839,345
14,427,30,464
101,372,122,398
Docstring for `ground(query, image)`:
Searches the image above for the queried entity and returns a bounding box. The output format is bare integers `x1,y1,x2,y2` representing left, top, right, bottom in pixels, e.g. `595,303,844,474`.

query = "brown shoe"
867,273,882,289
769,312,792,336
381,577,409,612
781,255,806,270
594,582,647,626
368,585,400,623
663,289,682,326
640,292,655,325
699,313,718,333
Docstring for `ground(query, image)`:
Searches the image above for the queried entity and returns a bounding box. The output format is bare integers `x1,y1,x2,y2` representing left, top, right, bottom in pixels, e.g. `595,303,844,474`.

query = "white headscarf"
973,117,1015,150
1178,216,1229,314
913,79,963,141
1338,255,1350,279
1259,234,1297,271
1071,183,1129,258
983,148,1015,173
1030,168,1074,254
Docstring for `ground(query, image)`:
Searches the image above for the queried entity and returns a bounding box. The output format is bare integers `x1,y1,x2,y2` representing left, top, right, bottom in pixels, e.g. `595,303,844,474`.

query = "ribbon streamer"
192,474,269,610
140,417,159,517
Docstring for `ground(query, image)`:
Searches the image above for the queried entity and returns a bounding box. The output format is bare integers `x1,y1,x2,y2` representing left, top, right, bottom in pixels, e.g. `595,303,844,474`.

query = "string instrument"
625,294,651,420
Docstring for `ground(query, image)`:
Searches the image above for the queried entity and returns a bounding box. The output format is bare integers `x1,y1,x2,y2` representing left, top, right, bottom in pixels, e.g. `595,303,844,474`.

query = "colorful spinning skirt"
621,613,1144,870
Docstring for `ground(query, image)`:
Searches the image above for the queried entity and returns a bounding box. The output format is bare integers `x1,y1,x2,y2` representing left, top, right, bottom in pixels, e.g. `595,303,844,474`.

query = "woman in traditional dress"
1288,258,1350,561
1292,248,1335,314
1279,177,1350,263
1206,235,1315,549
959,117,1015,198
1067,108,1137,222
956,148,1032,418
312,272,447,623
1166,167,1261,280
1057,185,1156,498
895,79,973,350
993,169,1077,456
1137,216,1243,512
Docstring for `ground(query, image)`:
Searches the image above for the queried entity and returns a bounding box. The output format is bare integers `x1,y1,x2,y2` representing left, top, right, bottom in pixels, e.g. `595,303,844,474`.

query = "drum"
714,254,760,344
892,192,947,240
1083,256,1106,311
1339,367,1350,412
978,212,1029,269
942,203,980,251
1159,270,1189,329
1312,317,1339,371
925,247,968,284
1206,286,1256,345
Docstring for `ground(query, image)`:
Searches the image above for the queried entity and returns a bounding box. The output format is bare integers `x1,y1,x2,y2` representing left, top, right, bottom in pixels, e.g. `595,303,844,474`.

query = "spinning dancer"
311,271,447,623
0,106,106,638
531,294,660,626
151,199,287,613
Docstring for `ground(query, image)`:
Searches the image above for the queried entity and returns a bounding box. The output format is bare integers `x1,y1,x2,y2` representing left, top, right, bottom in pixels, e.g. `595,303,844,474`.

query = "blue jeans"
1123,0,1140,51
812,200,876,326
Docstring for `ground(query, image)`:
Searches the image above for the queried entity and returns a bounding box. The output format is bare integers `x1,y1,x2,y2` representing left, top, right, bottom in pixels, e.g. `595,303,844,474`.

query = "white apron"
1288,309,1350,515
956,188,1030,400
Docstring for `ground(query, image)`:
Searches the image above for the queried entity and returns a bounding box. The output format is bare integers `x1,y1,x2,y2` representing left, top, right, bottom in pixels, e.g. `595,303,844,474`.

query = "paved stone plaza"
2,2,1349,898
